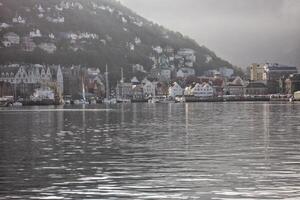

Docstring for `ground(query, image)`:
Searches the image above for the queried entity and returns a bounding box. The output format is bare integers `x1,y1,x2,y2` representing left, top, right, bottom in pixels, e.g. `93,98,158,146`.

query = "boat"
0,97,9,107
0,96,14,107
148,96,174,103
103,98,117,104
12,102,23,106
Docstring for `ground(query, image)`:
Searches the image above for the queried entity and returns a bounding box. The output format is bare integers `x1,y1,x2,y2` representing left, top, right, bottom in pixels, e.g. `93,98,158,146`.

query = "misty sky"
119,0,300,67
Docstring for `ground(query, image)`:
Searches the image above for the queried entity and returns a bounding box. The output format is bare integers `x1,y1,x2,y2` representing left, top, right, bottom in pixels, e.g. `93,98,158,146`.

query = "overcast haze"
119,0,300,68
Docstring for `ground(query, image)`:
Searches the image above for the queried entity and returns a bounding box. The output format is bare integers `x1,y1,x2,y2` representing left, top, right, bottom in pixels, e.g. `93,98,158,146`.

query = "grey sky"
119,0,300,68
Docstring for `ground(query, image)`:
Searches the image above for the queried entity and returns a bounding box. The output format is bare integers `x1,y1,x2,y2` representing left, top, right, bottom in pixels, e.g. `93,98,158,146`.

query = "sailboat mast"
121,68,124,98
105,64,109,99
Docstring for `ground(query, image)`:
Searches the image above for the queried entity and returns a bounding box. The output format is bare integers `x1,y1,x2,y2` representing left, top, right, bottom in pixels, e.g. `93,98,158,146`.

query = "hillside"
0,0,235,82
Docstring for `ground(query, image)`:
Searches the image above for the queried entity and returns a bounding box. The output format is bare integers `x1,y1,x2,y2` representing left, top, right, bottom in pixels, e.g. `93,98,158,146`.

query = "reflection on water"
0,102,300,199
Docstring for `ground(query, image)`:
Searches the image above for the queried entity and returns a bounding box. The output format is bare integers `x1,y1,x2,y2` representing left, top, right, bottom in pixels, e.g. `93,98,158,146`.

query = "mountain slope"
0,0,234,81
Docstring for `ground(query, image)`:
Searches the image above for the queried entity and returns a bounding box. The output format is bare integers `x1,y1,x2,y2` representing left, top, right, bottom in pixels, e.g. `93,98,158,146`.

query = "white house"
12,16,25,24
30,29,42,38
3,32,20,45
0,23,11,29
169,82,183,98
190,83,214,97
134,37,141,44
177,68,195,78
38,43,57,54
153,46,163,54
142,79,156,97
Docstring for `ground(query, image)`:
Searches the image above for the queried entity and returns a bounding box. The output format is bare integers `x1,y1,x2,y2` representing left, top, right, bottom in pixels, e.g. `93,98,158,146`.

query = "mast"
121,67,124,83
121,68,124,99
82,79,86,102
105,64,109,99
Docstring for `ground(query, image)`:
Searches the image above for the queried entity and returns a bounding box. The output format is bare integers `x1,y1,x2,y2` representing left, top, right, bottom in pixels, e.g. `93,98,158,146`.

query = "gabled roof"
0,66,19,75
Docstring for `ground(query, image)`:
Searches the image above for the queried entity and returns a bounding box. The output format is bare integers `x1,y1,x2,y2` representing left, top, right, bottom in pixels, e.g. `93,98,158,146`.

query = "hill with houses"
0,0,237,83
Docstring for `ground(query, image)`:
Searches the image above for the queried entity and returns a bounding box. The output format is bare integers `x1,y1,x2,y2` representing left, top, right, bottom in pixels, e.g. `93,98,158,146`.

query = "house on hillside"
176,68,195,78
2,32,20,46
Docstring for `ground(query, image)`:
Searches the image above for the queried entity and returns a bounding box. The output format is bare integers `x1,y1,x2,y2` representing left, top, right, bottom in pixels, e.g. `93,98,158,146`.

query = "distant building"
263,63,298,81
0,64,63,99
116,82,132,100
245,82,268,95
0,81,13,97
284,74,300,95
29,29,42,38
168,82,183,98
12,16,25,24
62,65,81,97
176,48,196,67
185,83,214,97
224,76,245,96
131,76,139,85
262,63,298,94
176,68,195,78
132,85,144,100
160,69,171,81
22,37,36,52
250,63,264,81
142,78,156,97
132,64,146,73
3,32,20,45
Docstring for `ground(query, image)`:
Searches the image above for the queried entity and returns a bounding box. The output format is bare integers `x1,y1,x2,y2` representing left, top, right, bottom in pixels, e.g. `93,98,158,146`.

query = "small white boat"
103,98,117,104
74,99,89,105
12,102,23,106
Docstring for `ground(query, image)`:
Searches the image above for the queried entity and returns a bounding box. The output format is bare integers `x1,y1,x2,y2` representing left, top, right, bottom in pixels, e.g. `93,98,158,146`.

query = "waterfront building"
224,76,245,96
62,65,81,97
245,82,268,95
263,63,298,81
86,68,105,97
0,64,63,99
284,74,300,95
0,81,13,97
132,84,144,100
116,82,132,100
142,78,156,97
190,83,214,97
168,82,183,98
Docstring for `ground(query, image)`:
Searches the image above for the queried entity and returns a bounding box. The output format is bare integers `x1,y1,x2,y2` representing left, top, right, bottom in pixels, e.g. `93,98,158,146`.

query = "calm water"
0,102,300,200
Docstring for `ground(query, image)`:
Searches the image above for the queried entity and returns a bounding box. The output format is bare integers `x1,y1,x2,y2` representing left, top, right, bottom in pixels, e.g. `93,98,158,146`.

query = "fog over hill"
119,0,300,68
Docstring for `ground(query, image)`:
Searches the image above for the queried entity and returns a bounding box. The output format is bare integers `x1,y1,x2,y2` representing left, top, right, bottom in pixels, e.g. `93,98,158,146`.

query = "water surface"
0,102,300,199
